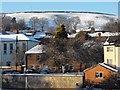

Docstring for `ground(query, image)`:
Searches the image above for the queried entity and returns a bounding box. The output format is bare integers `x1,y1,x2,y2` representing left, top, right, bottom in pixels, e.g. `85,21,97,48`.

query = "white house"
0,34,39,66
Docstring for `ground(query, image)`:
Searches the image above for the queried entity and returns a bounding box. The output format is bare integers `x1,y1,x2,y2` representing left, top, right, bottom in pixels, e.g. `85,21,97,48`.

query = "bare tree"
71,16,81,30
54,15,67,26
0,14,2,27
47,26,56,34
102,19,119,32
29,17,48,31
2,15,11,31
45,34,103,69
85,20,94,28
64,16,81,33
29,17,39,30
64,17,73,33
38,18,48,32
54,16,80,33
18,19,26,30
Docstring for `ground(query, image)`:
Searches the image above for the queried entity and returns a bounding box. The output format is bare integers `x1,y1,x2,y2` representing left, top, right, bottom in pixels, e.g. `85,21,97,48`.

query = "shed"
84,63,118,84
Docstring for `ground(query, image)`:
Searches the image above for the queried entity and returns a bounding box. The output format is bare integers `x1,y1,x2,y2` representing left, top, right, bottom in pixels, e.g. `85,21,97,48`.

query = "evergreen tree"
11,17,16,24
55,24,68,39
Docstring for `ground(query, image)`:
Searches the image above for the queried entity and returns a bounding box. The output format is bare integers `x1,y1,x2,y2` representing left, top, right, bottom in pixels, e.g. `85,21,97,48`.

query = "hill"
5,11,117,29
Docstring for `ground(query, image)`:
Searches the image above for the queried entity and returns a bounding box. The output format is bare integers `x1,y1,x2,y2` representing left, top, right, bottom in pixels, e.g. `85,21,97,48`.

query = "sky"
1,2,119,15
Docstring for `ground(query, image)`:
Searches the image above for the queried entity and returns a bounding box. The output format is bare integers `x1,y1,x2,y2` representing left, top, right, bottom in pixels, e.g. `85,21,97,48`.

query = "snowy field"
6,12,117,29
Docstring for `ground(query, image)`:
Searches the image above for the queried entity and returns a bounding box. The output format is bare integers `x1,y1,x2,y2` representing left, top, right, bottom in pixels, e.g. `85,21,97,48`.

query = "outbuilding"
84,63,118,84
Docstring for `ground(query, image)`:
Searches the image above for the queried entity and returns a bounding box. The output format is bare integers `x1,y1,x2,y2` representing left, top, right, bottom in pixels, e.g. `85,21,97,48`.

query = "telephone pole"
16,35,18,71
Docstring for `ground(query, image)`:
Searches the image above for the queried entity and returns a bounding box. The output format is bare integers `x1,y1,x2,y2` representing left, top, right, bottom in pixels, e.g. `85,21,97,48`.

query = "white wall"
1,40,38,66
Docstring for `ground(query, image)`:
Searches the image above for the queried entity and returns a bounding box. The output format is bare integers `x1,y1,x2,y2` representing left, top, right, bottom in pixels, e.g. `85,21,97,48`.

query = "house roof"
104,35,120,45
89,32,120,37
33,32,52,39
25,44,45,54
84,63,118,72
0,34,39,42
108,36,120,44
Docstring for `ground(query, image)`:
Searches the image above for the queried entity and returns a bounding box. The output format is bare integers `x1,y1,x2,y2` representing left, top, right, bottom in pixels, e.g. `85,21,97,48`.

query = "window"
107,47,113,52
95,72,103,78
37,55,41,61
37,55,45,62
22,43,26,52
10,43,13,54
107,59,112,65
3,44,7,54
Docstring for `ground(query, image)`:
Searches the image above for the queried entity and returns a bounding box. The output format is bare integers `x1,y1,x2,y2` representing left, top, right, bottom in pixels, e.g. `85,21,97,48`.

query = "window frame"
10,43,13,54
95,72,103,79
3,43,7,54
107,47,113,52
37,55,41,61
22,43,26,52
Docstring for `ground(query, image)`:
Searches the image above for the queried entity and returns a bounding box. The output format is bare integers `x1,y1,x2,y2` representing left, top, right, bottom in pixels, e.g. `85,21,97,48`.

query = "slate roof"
108,36,120,44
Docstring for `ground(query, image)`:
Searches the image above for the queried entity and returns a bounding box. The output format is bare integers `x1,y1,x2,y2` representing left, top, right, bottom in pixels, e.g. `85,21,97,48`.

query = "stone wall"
2,74,83,89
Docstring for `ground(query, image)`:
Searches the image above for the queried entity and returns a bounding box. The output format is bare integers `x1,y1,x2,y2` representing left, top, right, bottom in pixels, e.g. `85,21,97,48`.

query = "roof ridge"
99,63,118,72
84,63,118,72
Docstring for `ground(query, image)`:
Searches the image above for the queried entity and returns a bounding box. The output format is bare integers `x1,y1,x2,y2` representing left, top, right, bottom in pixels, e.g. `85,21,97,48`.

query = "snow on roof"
89,32,120,37
0,34,39,42
68,33,77,38
33,32,52,39
25,44,45,54
99,63,118,72
84,63,118,72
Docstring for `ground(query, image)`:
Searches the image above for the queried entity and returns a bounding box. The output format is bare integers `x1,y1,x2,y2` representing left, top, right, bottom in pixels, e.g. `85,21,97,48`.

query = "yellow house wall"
116,47,120,68
104,45,120,73
104,45,116,66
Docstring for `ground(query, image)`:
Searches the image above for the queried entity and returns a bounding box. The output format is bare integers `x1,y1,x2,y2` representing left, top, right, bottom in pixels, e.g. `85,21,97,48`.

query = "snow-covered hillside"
6,12,117,29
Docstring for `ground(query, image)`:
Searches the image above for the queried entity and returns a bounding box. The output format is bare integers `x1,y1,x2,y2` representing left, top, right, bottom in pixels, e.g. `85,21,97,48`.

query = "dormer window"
107,47,113,52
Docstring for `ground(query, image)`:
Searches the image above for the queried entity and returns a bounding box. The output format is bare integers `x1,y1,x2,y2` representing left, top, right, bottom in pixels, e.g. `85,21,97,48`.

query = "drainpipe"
25,54,28,70
16,35,18,71
26,40,28,70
